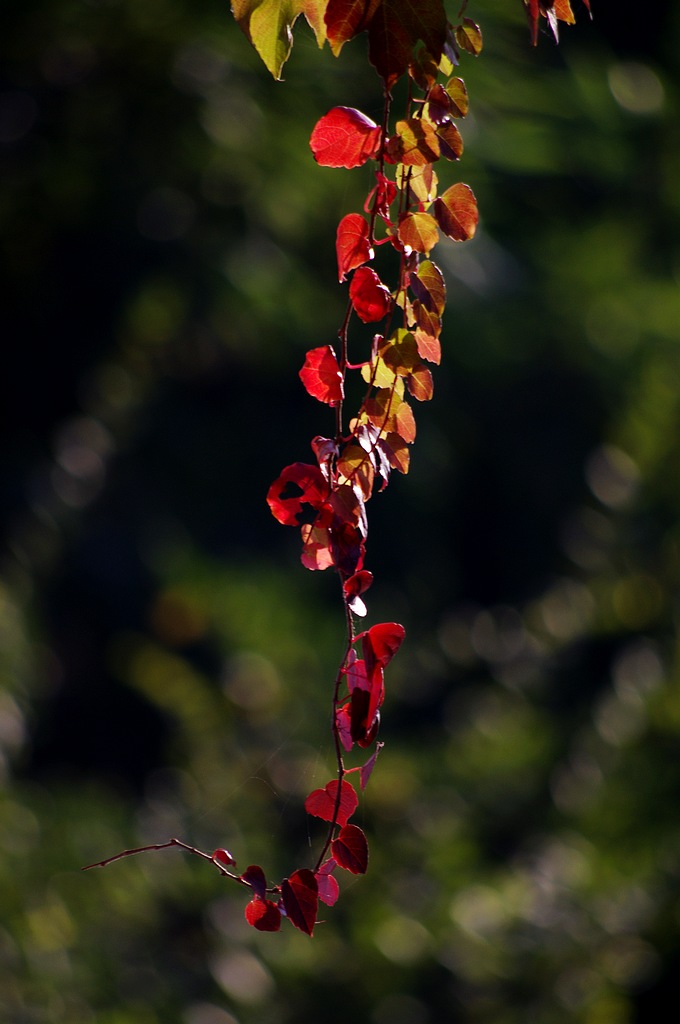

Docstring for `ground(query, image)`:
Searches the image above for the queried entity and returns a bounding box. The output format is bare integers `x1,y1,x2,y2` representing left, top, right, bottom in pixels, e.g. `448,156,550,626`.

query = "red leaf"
245,897,281,931
310,107,381,169
267,462,328,526
367,0,448,88
281,868,318,936
525,0,540,44
299,345,344,406
359,741,384,789
366,173,398,223
434,182,478,242
350,266,392,323
344,569,373,617
240,864,267,900
332,824,369,874
325,0,381,53
343,570,373,598
316,858,340,907
304,778,358,827
336,702,353,752
361,621,406,671
336,213,374,282
350,687,381,746
212,848,236,869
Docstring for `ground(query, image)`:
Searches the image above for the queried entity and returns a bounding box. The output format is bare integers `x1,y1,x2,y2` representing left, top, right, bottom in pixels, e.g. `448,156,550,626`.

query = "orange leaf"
397,212,440,256
434,182,478,242
387,117,440,166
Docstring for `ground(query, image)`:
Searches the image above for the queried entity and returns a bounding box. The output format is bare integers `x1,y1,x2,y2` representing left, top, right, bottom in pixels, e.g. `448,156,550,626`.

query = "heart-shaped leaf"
316,858,340,907
240,864,267,900
332,824,369,874
350,266,392,323
305,778,358,827
397,212,440,256
299,345,344,406
336,213,373,282
310,107,381,168
281,868,318,935
245,897,282,931
434,182,478,242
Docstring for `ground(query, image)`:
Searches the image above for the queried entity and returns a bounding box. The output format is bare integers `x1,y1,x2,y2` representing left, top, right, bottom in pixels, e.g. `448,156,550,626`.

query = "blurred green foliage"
2,1,680,1022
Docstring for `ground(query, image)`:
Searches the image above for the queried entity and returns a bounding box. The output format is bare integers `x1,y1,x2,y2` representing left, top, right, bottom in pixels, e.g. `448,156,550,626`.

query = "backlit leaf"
381,330,420,376
445,77,469,117
299,345,344,406
361,354,397,390
411,259,446,315
366,173,398,223
397,212,439,256
267,463,328,526
434,182,478,241
212,848,236,869
455,18,483,56
407,364,434,401
523,0,585,46
343,569,374,598
336,702,353,751
396,163,438,205
359,741,384,789
409,45,439,90
413,311,442,363
310,107,381,168
304,779,358,827
378,432,410,474
367,0,448,87
245,898,282,931
387,118,440,166
325,0,381,54
337,443,375,502
424,83,453,125
300,519,334,571
344,569,374,616
240,864,267,900
281,869,318,935
230,0,313,80
364,386,416,444
316,858,340,906
436,121,463,161
336,213,374,282
350,266,392,323
361,621,406,671
332,824,369,874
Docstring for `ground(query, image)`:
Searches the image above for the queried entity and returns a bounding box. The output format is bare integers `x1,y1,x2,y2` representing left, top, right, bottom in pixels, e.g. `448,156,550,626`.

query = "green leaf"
230,0,326,79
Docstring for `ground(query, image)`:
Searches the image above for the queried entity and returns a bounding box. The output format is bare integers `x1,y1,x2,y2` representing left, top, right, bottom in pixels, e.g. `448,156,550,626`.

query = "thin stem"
313,601,355,874
83,839,238,884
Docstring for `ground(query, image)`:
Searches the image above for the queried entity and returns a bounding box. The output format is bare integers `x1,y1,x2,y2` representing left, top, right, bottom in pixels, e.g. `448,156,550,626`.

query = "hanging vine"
84,0,592,936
